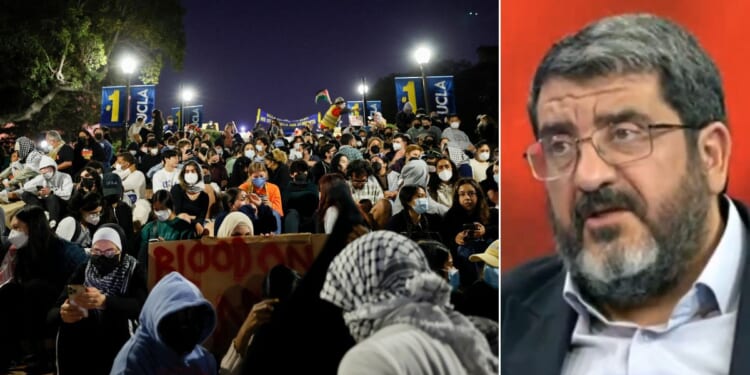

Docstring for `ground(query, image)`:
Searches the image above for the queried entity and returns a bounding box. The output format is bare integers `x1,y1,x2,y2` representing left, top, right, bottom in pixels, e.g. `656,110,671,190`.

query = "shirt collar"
563,196,746,318
695,197,746,313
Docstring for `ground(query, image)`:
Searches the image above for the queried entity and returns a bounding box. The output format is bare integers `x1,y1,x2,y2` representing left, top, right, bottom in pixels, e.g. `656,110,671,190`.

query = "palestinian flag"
315,89,331,105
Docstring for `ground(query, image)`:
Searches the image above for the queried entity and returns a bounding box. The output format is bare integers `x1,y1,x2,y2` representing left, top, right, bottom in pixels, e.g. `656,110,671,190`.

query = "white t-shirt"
152,168,180,193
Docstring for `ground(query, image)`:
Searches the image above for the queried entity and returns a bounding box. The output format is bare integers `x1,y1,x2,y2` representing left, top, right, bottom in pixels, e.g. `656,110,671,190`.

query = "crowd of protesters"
0,103,499,374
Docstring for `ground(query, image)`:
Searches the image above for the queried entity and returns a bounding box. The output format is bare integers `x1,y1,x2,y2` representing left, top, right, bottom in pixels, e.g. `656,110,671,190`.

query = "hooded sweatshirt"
22,155,74,200
111,272,217,375
390,160,449,217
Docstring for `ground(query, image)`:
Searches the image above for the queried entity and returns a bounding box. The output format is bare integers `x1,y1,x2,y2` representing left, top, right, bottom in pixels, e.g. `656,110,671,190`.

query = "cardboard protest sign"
148,233,327,355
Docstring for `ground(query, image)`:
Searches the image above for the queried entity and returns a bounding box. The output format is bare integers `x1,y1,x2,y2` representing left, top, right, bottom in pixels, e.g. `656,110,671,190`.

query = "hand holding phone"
66,284,89,318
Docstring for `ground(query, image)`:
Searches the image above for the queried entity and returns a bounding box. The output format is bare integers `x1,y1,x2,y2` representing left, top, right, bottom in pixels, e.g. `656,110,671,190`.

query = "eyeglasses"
524,122,696,181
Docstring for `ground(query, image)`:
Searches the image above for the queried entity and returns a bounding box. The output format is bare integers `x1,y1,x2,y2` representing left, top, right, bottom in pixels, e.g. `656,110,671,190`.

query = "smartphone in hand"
67,284,89,317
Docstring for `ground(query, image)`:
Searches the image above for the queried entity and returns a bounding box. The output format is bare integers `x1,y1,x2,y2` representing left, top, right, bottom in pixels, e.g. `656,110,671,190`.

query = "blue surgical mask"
483,264,499,289
252,177,266,188
447,267,460,291
413,197,429,214
493,174,498,184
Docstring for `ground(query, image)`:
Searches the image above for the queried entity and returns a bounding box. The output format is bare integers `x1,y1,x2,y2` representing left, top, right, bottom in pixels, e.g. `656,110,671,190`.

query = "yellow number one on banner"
108,89,120,123
401,80,417,109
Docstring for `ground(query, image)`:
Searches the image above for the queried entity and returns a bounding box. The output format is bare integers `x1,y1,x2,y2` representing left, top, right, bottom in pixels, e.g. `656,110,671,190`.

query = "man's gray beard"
551,168,711,310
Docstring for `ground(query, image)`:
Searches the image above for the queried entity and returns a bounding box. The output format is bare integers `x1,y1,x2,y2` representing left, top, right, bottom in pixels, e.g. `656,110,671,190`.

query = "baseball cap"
102,173,124,198
469,240,499,268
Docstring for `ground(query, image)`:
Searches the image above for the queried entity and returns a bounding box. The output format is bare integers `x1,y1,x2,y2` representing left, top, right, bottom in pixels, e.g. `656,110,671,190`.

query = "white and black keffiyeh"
84,253,137,296
320,231,498,375
16,137,35,161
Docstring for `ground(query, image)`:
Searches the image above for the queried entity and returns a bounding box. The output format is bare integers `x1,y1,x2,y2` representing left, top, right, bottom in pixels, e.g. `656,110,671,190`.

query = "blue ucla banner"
171,106,204,127
426,76,455,115
347,100,382,117
394,77,424,113
129,85,156,123
256,108,319,135
100,86,127,126
394,76,455,115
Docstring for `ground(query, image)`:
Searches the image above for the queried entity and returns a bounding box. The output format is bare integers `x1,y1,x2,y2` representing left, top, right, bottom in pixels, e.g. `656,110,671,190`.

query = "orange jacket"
239,180,284,216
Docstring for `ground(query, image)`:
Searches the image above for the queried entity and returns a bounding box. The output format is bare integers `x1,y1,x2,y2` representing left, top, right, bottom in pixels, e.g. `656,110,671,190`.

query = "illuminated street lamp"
119,54,138,146
179,87,195,132
357,79,369,124
413,45,432,113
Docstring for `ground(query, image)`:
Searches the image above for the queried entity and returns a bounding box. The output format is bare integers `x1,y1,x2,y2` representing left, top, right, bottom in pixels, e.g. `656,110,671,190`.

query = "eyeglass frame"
523,122,702,181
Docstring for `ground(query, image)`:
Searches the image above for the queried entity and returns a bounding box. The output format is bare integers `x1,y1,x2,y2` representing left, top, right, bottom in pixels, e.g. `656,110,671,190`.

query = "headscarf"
16,137,35,162
85,226,137,296
216,211,254,238
320,231,498,375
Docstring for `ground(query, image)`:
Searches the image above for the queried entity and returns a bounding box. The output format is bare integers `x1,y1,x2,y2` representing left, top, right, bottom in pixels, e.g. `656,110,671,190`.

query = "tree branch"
0,85,82,124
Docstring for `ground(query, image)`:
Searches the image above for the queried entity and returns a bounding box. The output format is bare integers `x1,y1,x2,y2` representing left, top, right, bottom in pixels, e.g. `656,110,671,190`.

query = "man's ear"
697,122,731,195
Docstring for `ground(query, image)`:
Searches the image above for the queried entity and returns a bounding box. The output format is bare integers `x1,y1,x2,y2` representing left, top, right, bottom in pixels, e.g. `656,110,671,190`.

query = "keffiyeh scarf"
320,231,497,375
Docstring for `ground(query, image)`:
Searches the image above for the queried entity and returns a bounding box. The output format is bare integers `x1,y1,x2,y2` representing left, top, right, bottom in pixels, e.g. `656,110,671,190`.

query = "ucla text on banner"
148,234,327,354
426,76,456,114
170,105,204,126
129,85,156,123
100,86,127,126
394,76,456,115
255,108,319,135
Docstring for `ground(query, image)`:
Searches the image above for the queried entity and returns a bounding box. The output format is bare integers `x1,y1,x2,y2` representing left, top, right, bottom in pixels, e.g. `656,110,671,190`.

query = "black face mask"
370,145,380,154
91,255,120,274
78,137,87,144
372,162,382,173
412,123,421,128
293,173,307,184
159,307,207,355
94,134,103,141
80,178,95,190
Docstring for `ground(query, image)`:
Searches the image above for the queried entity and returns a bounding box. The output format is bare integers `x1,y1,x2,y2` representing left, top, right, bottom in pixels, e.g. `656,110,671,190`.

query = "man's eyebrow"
593,109,653,127
538,121,576,139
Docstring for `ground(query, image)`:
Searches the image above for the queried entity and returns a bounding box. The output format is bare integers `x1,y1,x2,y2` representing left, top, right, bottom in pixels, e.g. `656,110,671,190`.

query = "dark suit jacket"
501,199,750,375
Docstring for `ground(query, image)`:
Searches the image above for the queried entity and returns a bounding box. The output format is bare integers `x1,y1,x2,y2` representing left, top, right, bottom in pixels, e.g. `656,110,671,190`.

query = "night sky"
157,0,498,128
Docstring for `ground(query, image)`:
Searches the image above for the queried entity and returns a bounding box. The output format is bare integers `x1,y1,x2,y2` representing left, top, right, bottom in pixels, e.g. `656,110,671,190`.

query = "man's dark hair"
346,159,373,178
340,133,354,146
290,160,309,175
151,189,174,211
162,149,178,161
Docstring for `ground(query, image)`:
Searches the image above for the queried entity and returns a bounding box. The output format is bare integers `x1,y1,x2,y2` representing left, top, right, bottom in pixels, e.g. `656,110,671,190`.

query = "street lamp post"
414,46,432,114
120,55,138,148
357,79,369,126
180,87,195,133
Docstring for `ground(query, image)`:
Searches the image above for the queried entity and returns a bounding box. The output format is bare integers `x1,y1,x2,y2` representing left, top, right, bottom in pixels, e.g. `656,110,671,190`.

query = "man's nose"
573,141,617,192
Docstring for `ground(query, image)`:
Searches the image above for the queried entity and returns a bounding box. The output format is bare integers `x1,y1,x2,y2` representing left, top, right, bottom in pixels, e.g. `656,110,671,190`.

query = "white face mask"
129,150,137,156
255,144,264,151
155,209,171,222
140,147,148,154
392,142,402,151
438,170,453,182
150,148,158,156
184,172,199,185
244,150,255,159
114,163,122,171
85,213,101,226
450,122,460,129
43,171,54,180
478,152,490,162
215,148,223,155
8,230,28,248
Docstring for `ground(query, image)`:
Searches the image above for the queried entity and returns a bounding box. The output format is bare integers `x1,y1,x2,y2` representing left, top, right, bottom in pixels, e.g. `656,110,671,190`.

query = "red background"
501,1,750,270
